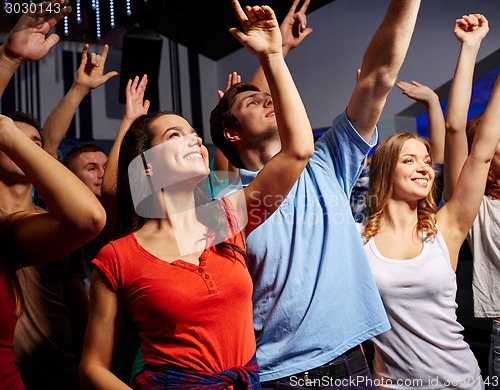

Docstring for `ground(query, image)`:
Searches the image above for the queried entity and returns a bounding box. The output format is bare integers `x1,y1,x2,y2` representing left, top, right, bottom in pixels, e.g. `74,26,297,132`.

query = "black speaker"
119,31,163,111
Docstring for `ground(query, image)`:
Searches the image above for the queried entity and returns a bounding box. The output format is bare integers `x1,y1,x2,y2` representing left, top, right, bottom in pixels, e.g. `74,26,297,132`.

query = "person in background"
7,112,91,390
1,19,114,390
64,144,107,199
0,4,106,389
41,43,117,159
442,12,498,390
62,143,108,297
0,115,105,390
212,0,313,178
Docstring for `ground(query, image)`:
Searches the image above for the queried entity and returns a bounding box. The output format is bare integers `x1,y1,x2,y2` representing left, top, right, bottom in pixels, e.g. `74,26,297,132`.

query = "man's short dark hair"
7,111,43,147
8,111,41,132
63,144,106,172
210,82,260,169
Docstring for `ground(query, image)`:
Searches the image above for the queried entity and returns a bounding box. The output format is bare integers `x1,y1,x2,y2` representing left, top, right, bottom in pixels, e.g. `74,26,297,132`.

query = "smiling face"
392,138,435,202
147,114,209,185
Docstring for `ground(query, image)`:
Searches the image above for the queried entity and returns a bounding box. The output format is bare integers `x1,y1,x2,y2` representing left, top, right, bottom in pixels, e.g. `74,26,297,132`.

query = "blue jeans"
490,319,500,390
261,348,377,390
261,365,376,390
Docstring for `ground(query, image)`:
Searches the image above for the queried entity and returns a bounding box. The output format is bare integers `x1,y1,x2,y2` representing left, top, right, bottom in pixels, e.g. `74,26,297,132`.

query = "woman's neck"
381,199,419,233
139,188,207,260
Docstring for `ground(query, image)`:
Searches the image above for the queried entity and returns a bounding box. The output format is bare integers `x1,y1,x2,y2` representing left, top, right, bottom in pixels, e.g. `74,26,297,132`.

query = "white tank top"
364,228,484,389
467,195,500,318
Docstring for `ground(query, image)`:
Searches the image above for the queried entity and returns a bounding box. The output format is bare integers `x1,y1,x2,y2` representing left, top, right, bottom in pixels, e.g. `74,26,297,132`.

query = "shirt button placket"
196,266,216,294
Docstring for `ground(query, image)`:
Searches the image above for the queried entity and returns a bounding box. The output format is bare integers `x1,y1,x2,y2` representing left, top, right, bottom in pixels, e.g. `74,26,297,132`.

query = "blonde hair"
362,132,438,242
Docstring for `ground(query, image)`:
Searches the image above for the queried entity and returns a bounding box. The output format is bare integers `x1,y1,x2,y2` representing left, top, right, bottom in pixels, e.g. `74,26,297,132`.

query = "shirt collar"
238,168,260,187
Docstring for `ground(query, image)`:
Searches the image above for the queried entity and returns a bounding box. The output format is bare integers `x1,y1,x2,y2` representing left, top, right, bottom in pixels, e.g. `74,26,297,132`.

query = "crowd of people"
0,0,498,389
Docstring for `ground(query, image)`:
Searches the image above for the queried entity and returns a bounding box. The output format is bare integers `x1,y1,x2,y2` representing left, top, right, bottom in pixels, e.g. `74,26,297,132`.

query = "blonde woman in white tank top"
359,15,492,389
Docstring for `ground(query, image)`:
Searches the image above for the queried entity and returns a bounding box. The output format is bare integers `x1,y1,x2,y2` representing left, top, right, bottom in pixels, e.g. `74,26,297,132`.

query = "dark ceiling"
119,0,336,60
2,0,336,60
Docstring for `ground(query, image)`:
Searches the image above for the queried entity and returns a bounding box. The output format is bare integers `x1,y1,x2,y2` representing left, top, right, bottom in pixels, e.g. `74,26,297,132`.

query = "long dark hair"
115,111,248,263
116,111,166,237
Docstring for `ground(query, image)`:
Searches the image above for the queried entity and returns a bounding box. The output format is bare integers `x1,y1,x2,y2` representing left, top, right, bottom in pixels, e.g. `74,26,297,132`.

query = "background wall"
2,0,500,145
218,0,500,140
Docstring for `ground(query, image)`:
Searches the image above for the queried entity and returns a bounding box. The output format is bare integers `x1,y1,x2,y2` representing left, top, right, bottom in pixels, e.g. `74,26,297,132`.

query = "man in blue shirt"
210,0,422,388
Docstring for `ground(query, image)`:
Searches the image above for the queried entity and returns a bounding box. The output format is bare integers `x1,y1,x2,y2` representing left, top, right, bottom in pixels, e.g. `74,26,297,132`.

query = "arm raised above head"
250,0,313,94
227,0,314,235
443,14,489,201
396,80,445,164
0,0,71,99
43,44,118,158
0,115,105,268
101,75,150,226
347,0,421,142
439,56,500,271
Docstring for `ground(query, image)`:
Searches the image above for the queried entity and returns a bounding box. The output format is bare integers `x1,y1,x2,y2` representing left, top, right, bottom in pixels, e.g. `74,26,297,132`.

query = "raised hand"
454,14,489,45
41,43,117,158
74,44,118,93
229,0,282,59
396,80,438,106
397,80,444,163
100,74,149,209
217,71,242,99
281,0,313,54
124,75,150,122
248,0,313,93
4,0,72,64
